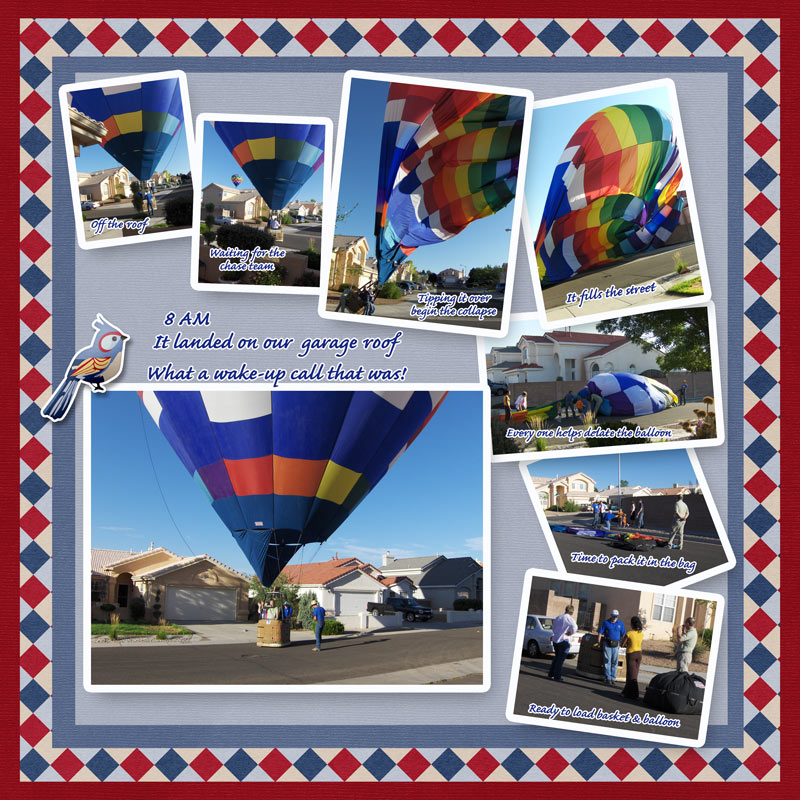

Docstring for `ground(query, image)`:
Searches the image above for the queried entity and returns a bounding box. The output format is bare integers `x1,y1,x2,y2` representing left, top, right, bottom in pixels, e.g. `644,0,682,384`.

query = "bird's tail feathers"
41,377,80,422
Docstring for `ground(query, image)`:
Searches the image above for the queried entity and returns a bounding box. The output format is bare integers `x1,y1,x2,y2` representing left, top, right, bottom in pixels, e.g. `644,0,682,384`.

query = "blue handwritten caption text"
526,702,680,729
565,282,657,308
506,425,672,444
569,551,697,576
89,217,150,236
148,312,407,386
411,291,498,323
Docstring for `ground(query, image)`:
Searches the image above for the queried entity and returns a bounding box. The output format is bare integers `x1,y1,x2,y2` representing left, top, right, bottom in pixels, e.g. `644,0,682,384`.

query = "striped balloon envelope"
585,372,677,417
140,390,446,586
374,83,525,284
68,77,184,181
535,104,685,285
211,121,325,210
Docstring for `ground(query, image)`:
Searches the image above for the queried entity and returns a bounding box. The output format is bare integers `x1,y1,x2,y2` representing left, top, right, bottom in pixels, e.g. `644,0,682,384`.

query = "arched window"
572,480,587,491
591,363,600,376
629,363,636,372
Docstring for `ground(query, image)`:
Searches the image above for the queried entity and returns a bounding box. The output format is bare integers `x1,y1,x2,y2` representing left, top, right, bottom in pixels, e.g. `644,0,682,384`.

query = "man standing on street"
675,617,698,672
311,599,325,652
597,610,626,685
667,492,691,550
564,390,576,419
548,605,577,682
679,380,688,405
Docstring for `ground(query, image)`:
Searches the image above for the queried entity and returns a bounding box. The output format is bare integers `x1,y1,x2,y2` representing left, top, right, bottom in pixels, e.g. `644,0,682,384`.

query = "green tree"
620,479,630,487
336,201,359,223
130,181,144,213
596,308,711,373
297,592,316,631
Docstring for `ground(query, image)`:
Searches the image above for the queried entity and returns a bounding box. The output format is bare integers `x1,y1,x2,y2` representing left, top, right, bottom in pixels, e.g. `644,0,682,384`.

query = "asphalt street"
279,222,321,252
542,242,700,320
92,625,483,686
512,657,701,740
82,185,192,220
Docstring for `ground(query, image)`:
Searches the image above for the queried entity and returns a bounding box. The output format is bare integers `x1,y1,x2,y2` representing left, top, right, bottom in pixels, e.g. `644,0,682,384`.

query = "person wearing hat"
597,610,626,685
280,600,293,621
675,617,698,672
667,491,691,550
311,599,326,651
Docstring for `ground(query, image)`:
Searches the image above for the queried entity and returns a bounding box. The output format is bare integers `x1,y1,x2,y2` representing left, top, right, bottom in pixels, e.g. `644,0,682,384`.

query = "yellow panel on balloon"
114,111,143,135
247,137,276,161
316,462,361,505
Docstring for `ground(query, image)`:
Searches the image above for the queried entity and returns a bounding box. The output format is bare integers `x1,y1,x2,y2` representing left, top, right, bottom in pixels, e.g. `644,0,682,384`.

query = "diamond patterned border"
18,17,779,783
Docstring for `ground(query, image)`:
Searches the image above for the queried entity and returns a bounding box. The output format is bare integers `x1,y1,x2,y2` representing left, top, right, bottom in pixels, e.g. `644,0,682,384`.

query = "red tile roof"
504,363,544,371
281,557,382,587
520,335,550,343
545,331,628,344
584,340,629,358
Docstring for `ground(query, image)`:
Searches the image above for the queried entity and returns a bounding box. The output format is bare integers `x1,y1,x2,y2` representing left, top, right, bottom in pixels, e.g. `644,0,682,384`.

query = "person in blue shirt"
311,599,325,651
591,501,601,527
281,601,293,621
597,610,626,684
602,510,615,531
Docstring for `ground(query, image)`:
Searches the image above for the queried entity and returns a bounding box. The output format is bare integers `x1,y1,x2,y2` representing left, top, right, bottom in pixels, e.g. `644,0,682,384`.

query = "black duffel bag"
644,670,705,715
612,539,657,552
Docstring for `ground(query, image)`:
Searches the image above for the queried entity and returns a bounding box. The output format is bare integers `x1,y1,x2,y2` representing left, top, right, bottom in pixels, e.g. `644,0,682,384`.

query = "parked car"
366,596,433,622
81,200,100,210
488,380,506,396
522,614,582,658
397,281,416,294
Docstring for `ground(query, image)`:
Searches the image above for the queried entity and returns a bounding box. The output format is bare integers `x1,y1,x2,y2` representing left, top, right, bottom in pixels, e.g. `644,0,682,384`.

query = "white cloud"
96,525,136,532
464,537,483,552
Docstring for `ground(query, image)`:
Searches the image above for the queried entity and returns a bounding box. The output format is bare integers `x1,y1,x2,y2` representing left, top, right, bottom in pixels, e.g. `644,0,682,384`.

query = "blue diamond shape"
745,711,777,745
21,403,48,436
192,21,224,53
571,748,603,779
20,749,50,781
745,89,778,122
20,126,50,159
640,750,672,779
538,21,570,52
469,21,501,52
399,21,431,53
294,749,326,780
20,56,50,90
21,265,50,296
745,229,777,261
607,21,638,52
745,297,778,329
20,680,49,712
329,21,362,53
225,749,257,780
21,195,51,228
502,749,533,780
21,610,49,642
122,21,155,53
745,159,778,191
85,749,118,781
363,749,394,780
746,20,778,52
745,574,777,605
20,541,49,574
21,472,49,505
53,21,85,53
744,642,777,675
676,20,708,52
155,749,188,781
745,505,777,536
745,366,777,398
432,748,464,780
708,749,742,780
745,436,777,469
262,21,293,53
21,333,50,367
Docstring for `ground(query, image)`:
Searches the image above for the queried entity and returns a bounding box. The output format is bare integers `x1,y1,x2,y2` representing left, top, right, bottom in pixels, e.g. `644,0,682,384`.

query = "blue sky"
336,77,518,272
73,122,191,176
201,121,326,202
91,391,484,575
525,84,678,241
527,450,698,490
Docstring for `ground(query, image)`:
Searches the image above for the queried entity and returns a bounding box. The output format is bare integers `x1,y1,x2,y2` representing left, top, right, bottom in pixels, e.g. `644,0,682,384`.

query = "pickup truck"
366,596,433,622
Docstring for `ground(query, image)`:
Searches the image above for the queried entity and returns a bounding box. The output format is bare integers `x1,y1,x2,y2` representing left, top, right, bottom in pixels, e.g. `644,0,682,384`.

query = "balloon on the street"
585,372,678,416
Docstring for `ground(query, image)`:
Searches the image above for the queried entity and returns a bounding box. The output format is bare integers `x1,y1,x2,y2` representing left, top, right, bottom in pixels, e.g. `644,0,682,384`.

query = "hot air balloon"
211,122,325,211
374,84,525,284
231,174,243,188
141,390,445,586
68,77,184,182
535,104,685,285
585,372,677,417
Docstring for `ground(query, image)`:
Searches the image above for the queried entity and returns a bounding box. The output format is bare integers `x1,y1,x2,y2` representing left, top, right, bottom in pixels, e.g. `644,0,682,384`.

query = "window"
572,480,587,491
565,358,576,380
629,364,636,372
591,362,600,376
652,593,676,622
91,579,106,603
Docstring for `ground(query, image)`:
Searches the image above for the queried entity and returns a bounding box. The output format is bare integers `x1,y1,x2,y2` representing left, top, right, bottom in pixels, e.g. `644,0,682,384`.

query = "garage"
335,591,376,616
166,587,238,622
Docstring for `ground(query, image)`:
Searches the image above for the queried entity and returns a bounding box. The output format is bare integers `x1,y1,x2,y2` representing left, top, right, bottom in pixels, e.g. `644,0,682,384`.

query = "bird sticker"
41,314,129,422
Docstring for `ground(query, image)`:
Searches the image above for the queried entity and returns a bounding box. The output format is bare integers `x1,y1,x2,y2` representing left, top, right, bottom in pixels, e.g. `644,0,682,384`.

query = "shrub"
164,195,193,227
251,268,286,286
204,214,215,228
281,212,294,225
322,620,345,636
491,417,524,454
130,181,144,213
534,437,548,452
700,627,713,649
129,597,146,621
99,602,116,622
156,627,167,641
294,272,319,287
215,222,275,252
378,282,403,299
299,246,321,271
297,592,316,631
585,419,651,447
109,625,119,640
560,499,580,513
453,598,482,611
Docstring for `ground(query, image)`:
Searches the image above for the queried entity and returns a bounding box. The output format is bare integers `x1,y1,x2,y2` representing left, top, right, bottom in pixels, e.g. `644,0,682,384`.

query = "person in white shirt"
667,492,691,550
515,391,528,411
548,605,577,682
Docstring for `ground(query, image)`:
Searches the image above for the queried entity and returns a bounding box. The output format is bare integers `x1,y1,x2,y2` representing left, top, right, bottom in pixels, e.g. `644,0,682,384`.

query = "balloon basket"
257,619,291,647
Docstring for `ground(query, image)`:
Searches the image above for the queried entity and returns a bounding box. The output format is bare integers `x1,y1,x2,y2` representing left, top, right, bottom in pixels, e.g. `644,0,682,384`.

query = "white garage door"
336,592,374,616
166,587,237,621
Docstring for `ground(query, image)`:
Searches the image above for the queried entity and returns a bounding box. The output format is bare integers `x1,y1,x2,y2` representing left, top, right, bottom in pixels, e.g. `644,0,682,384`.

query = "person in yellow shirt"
620,616,644,699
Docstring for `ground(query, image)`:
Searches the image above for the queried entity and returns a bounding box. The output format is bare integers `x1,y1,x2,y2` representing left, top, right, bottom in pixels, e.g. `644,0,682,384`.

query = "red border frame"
4,2,793,794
